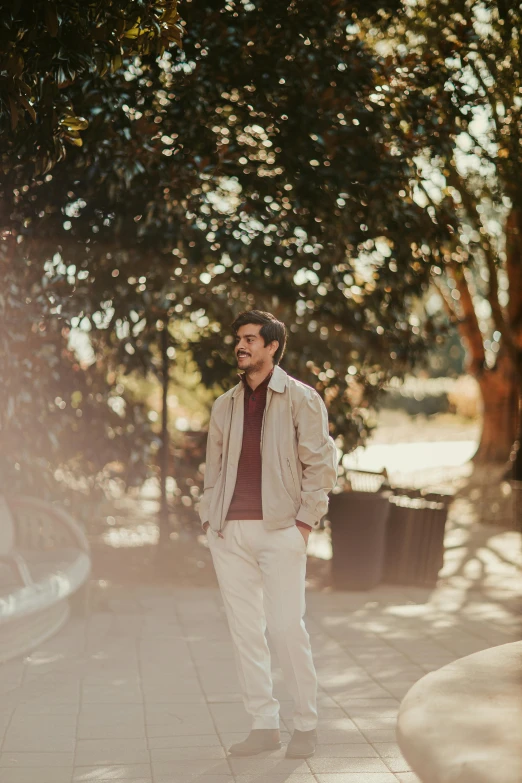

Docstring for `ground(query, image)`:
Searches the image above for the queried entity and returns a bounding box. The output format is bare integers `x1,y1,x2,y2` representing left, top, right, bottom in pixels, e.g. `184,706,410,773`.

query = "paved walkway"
1,504,521,783
1,545,521,783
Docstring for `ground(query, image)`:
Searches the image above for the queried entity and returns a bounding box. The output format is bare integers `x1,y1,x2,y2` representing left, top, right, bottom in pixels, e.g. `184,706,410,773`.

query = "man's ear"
270,340,279,357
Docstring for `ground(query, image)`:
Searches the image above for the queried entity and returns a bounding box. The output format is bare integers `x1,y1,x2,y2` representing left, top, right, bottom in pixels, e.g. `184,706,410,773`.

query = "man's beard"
238,355,264,375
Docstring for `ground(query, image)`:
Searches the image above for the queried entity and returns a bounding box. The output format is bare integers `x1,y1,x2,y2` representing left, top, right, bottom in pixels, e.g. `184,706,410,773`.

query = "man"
200,310,338,759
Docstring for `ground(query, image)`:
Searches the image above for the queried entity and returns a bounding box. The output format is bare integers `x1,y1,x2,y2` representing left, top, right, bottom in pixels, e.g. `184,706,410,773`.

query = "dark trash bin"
329,490,391,591
383,492,452,587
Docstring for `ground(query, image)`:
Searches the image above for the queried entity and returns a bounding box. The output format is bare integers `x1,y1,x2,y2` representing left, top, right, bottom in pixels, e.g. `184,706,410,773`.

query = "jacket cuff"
296,520,312,532
296,505,319,528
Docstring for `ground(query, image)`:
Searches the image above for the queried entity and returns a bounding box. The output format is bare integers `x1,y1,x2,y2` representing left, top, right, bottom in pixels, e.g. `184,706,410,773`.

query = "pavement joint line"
135,615,154,781
172,592,234,777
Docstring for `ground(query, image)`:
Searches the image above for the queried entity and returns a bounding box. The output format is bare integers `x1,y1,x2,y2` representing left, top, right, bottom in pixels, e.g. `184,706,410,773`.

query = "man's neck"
244,365,274,392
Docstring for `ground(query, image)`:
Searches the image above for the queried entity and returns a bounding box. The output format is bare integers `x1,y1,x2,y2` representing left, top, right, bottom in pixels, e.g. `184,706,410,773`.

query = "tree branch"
445,164,514,346
466,56,501,132
449,262,486,377
433,276,458,323
465,53,513,138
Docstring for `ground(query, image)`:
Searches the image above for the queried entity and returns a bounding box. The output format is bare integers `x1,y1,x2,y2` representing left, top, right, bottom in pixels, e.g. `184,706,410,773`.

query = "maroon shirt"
226,370,311,531
226,371,272,520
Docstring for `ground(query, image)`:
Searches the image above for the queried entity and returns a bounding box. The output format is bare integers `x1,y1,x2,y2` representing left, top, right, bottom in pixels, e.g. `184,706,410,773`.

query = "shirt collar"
232,364,287,398
239,369,273,393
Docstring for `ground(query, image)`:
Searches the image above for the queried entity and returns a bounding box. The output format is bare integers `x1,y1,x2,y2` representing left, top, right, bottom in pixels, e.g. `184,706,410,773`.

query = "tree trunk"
449,263,520,466
512,394,522,481
158,324,170,549
505,208,522,480
474,355,519,465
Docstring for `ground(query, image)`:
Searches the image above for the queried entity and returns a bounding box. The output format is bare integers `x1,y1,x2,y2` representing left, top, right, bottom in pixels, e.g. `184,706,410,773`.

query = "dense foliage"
5,0,519,523
0,0,181,499
0,0,181,172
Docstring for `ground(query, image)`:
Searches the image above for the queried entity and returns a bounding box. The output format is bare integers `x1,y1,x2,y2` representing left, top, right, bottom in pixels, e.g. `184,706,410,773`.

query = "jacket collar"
232,364,287,398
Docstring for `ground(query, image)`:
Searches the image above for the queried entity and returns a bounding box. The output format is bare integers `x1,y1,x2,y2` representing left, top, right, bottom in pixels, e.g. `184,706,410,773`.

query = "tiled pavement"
0,531,521,783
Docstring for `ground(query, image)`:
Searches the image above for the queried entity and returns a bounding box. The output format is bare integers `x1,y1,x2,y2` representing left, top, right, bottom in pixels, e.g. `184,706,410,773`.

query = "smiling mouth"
237,353,250,359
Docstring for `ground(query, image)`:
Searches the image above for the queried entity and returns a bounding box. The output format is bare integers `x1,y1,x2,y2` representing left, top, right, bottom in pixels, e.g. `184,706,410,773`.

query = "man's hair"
231,310,287,365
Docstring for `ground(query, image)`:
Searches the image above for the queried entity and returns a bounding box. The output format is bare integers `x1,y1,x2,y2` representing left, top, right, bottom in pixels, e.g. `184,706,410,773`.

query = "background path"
0,565,520,783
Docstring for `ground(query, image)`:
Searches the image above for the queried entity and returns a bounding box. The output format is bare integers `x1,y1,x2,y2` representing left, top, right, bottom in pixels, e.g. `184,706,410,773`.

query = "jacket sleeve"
198,402,223,527
295,389,339,528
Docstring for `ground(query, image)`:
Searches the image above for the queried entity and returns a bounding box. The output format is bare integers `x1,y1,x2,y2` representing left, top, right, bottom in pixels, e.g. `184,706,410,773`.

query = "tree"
25,0,452,412
0,0,181,502
3,1,458,516
394,0,522,465
0,1,182,505
0,232,153,505
0,0,182,173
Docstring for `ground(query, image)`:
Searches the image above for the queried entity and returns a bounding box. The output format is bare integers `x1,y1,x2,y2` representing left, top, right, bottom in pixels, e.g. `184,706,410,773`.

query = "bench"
0,496,91,663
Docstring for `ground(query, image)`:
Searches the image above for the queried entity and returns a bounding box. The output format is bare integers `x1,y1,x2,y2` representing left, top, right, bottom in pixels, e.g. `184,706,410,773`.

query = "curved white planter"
397,641,522,783
0,497,91,663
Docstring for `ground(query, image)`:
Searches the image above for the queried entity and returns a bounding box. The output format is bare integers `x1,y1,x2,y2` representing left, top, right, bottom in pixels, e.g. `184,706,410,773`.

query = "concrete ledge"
397,641,522,783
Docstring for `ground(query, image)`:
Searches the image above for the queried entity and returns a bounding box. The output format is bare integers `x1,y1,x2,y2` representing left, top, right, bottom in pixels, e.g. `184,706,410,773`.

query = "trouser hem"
251,717,280,730
292,721,318,732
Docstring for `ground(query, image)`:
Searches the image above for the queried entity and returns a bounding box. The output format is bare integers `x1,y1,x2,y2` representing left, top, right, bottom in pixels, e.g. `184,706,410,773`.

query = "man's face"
234,323,278,372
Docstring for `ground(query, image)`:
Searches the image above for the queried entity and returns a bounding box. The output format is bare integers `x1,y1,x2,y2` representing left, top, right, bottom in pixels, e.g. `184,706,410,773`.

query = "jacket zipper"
218,396,235,538
287,458,299,500
260,397,268,455
259,389,275,525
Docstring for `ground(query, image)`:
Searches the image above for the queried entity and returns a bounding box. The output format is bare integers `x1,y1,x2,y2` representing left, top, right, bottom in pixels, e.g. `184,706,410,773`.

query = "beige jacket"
199,365,338,533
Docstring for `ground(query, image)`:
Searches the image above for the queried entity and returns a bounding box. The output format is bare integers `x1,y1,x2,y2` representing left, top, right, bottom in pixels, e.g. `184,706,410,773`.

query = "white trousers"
207,519,318,732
